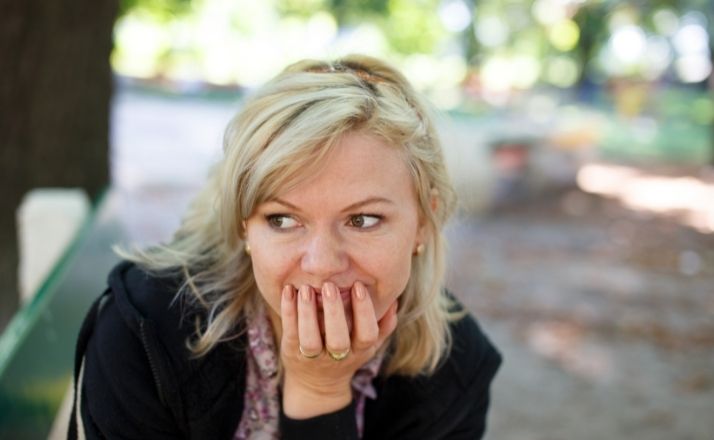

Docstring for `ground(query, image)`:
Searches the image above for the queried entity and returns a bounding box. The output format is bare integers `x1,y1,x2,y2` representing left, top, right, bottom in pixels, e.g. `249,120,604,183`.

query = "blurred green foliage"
382,0,445,53
119,0,193,20
277,0,443,53
112,0,713,164
115,0,714,85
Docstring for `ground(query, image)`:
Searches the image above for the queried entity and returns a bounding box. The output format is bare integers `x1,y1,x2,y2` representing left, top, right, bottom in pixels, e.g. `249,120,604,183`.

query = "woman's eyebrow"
269,198,303,212
268,196,394,213
341,197,394,212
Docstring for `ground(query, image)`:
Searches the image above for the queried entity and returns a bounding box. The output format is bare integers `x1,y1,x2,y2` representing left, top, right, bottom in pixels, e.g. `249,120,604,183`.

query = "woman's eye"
266,215,299,230
349,214,381,229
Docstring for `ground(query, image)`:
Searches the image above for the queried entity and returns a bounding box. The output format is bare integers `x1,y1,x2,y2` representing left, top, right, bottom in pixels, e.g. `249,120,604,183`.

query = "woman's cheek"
372,256,412,319
251,248,290,312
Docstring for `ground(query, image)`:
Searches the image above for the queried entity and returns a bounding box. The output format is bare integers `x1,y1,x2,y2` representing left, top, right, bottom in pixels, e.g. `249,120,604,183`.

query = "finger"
321,282,351,353
351,282,379,351
280,285,298,351
297,285,323,356
375,300,399,348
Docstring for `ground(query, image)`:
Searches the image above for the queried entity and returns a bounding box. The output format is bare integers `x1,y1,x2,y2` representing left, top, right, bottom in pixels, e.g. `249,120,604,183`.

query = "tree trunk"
0,0,117,331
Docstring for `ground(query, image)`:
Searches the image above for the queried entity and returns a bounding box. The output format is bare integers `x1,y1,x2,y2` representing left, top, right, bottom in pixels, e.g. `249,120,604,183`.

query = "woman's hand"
279,281,398,419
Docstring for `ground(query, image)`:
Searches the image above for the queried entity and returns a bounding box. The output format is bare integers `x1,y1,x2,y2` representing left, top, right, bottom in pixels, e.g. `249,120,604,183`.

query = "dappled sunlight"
577,163,714,233
526,320,615,383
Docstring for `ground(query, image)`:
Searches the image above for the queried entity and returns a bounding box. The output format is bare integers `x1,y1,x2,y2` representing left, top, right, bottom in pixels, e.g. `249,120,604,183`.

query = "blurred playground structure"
2,0,714,438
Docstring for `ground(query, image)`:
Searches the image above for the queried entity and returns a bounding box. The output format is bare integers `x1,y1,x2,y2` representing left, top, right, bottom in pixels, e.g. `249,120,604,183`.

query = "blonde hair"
119,55,459,376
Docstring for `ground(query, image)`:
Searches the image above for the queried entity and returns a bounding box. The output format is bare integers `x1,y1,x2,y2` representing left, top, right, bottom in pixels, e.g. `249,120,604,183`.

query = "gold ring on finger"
327,347,350,361
299,345,322,359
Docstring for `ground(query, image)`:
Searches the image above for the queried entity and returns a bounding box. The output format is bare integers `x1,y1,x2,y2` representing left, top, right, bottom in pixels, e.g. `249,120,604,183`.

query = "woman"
69,55,502,439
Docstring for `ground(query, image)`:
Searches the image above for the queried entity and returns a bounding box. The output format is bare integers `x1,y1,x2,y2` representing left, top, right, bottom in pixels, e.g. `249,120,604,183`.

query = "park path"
448,194,713,440
112,86,714,440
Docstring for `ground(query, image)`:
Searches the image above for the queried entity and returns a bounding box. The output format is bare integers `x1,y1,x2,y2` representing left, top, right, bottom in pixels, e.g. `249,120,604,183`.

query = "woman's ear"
416,188,439,245
240,220,248,239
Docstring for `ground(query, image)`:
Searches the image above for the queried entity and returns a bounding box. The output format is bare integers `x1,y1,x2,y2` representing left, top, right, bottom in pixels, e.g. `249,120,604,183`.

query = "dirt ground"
447,191,714,440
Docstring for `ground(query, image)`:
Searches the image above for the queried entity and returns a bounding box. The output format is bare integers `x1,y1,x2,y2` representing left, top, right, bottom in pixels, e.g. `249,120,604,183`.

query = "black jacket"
69,261,502,439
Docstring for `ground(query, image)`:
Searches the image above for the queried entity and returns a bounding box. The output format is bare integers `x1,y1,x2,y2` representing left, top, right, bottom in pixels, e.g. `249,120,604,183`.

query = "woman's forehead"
259,132,417,210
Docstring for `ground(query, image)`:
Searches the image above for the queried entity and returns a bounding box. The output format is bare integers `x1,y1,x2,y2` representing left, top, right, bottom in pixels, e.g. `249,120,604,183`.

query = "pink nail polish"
323,283,335,300
355,283,366,300
300,286,311,302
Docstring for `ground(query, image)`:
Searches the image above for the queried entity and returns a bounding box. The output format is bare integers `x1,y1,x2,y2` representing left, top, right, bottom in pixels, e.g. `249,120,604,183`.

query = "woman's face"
245,131,426,332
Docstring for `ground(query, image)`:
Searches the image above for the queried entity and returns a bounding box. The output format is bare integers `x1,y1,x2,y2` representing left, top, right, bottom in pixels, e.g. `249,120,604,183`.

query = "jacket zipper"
140,320,166,405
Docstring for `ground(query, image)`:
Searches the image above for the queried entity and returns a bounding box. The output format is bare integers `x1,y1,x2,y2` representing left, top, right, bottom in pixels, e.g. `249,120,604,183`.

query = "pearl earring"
245,243,252,255
415,243,425,255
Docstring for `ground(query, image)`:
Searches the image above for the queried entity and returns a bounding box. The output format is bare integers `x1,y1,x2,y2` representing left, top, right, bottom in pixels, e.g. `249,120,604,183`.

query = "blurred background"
1,0,713,438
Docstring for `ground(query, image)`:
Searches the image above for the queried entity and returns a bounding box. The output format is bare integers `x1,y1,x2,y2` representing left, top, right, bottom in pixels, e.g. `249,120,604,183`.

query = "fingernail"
354,282,366,300
300,285,312,302
323,282,336,300
283,285,294,301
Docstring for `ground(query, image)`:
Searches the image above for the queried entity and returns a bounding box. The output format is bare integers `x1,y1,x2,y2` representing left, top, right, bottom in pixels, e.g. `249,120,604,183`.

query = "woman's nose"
300,229,349,278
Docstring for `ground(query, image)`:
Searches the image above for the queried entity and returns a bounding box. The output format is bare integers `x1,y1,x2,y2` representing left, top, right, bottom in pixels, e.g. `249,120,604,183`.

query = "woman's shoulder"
443,303,502,391
104,260,191,334
107,260,184,316
97,260,248,372
85,261,189,358
76,261,248,437
74,261,191,436
86,261,199,375
364,299,501,438
378,295,503,401
409,295,502,397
